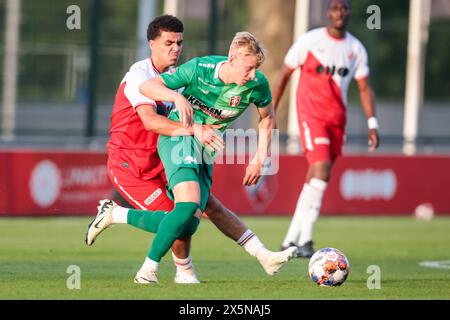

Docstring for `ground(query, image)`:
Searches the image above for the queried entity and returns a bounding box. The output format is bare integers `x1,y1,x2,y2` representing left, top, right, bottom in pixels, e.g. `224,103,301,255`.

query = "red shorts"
107,159,174,212
299,120,344,164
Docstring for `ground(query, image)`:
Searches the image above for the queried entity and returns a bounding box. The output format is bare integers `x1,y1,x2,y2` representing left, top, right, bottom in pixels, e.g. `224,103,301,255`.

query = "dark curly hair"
147,15,184,41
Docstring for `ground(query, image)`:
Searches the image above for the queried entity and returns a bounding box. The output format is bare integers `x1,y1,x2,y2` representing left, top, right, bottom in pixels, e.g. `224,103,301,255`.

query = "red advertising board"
0,150,449,216
0,149,114,216
212,155,450,215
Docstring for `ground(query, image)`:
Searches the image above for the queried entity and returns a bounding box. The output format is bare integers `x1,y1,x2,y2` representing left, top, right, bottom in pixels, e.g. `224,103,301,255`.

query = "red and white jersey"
107,58,174,180
285,27,370,126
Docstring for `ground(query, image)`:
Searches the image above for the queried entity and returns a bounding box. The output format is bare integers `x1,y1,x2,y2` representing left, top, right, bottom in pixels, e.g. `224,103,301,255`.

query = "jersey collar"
214,60,227,83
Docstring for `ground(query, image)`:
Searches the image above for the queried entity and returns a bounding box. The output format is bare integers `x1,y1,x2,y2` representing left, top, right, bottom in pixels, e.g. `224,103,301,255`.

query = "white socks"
282,178,327,247
172,252,195,276
282,183,311,247
141,257,159,274
237,229,270,262
111,206,128,224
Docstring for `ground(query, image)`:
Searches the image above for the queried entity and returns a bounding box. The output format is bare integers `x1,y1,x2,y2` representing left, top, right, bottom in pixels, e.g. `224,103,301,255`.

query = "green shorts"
158,134,213,211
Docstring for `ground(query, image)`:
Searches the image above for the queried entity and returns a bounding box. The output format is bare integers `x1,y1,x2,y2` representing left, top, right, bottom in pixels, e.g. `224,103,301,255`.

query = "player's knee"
310,163,332,181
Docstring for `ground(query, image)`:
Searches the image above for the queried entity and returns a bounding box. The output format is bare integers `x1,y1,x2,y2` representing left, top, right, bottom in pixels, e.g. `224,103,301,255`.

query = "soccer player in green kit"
94,31,297,284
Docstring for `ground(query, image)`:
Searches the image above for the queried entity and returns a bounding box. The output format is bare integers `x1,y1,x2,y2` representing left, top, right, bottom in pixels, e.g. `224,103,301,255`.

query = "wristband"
368,117,379,130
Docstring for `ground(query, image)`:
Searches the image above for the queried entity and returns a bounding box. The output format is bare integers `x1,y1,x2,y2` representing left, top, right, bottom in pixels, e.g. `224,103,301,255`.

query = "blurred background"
1,0,450,216
1,0,449,152
2,1,450,300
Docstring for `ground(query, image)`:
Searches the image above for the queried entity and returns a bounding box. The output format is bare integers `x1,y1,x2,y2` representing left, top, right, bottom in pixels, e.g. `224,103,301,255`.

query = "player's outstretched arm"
272,65,295,111
356,76,380,152
243,103,275,186
140,76,193,127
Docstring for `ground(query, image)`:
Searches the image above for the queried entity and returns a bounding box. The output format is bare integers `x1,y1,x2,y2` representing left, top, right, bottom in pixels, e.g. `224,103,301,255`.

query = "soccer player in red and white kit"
273,0,380,257
86,15,296,283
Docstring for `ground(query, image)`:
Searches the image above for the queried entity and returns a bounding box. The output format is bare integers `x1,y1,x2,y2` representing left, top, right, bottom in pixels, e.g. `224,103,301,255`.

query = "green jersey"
160,56,272,130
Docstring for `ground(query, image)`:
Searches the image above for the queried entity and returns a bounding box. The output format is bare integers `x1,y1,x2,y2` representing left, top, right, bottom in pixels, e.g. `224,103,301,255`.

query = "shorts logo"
144,188,162,206
183,156,198,164
229,96,241,107
314,137,330,145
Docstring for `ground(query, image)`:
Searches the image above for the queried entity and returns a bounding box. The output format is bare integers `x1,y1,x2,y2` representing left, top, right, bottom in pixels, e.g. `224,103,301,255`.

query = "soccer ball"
414,202,434,221
308,248,350,287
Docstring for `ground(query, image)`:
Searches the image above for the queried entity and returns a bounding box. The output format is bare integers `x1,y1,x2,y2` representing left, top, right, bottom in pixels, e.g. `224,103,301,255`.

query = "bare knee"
307,161,332,182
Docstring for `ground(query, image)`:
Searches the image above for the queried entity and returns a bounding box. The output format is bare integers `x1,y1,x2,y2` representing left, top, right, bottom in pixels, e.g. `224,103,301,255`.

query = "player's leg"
293,160,330,257
85,165,174,244
117,197,201,284
111,164,201,284
205,194,297,275
294,125,344,256
86,164,199,283
281,121,330,257
135,169,202,284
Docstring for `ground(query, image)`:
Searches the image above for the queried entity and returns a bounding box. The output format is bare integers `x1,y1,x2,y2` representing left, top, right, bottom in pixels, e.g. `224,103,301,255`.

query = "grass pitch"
0,216,449,300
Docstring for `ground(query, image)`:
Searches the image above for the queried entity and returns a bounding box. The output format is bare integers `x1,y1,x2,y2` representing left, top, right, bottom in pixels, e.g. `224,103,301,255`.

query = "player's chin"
334,20,347,30
169,56,179,64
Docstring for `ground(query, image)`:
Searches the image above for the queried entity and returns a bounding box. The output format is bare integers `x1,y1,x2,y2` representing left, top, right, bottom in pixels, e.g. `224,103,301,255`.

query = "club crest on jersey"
229,96,241,107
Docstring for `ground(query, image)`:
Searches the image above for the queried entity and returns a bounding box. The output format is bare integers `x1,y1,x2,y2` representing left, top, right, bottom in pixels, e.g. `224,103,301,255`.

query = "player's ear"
148,40,153,50
228,53,237,65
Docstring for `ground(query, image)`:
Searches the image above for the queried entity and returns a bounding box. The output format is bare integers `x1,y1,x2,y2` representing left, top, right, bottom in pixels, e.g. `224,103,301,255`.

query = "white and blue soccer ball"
308,248,350,287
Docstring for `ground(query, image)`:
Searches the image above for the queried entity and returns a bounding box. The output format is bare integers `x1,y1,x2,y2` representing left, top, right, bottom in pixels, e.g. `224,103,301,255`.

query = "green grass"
1,216,450,299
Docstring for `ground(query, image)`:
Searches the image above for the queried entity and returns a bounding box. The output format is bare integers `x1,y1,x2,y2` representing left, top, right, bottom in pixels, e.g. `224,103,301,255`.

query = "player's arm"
243,103,275,186
135,105,222,149
272,65,295,111
356,76,379,152
140,76,193,128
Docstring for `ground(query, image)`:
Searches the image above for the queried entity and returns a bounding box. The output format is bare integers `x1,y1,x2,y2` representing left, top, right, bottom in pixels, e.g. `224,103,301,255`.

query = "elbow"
143,121,155,132
142,114,158,132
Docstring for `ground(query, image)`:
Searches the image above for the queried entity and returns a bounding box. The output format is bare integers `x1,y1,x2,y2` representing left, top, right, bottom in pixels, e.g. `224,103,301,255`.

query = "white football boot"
260,246,298,276
134,269,158,284
85,199,116,246
174,272,201,284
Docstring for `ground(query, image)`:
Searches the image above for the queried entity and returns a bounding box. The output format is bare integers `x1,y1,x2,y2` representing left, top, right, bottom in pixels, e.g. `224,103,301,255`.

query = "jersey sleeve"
251,75,272,108
284,33,308,70
353,42,370,80
124,64,157,109
160,58,197,89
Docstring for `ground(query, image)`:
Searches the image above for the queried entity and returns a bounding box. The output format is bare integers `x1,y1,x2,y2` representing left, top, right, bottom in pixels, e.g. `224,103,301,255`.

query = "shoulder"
178,56,223,71
306,27,326,37
346,32,368,53
304,27,326,41
251,71,270,91
196,55,227,68
255,70,269,84
122,59,158,83
292,27,324,47
129,59,152,73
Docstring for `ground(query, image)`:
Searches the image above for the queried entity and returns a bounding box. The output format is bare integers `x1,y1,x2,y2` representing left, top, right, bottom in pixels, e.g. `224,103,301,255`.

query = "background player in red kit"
86,15,296,283
273,0,380,257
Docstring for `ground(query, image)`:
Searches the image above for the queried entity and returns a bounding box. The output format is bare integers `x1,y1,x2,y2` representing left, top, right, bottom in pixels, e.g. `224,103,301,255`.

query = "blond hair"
229,31,266,67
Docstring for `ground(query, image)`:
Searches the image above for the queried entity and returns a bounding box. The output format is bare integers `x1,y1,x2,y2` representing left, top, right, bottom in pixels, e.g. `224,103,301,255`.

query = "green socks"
147,202,199,262
127,209,167,233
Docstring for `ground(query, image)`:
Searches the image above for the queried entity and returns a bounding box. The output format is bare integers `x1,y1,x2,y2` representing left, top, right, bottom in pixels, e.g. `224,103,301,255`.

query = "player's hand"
194,124,224,152
174,96,194,128
243,160,263,186
368,129,380,152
